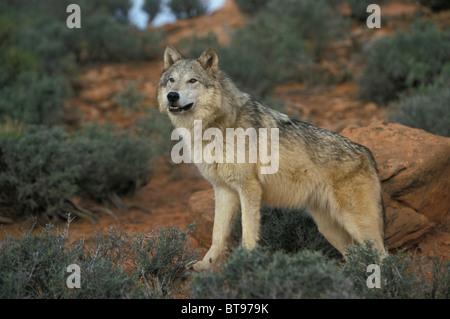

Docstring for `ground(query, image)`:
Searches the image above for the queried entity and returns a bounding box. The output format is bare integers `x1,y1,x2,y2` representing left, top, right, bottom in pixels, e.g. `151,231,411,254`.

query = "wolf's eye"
188,78,198,84
169,78,175,83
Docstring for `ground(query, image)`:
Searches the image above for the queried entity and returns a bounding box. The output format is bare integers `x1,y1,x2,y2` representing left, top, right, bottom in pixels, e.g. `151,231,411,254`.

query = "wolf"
158,46,386,271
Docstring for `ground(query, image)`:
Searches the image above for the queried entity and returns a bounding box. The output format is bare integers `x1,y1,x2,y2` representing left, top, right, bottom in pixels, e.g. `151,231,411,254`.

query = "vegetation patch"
0,124,158,222
358,20,450,104
0,221,198,299
389,80,450,137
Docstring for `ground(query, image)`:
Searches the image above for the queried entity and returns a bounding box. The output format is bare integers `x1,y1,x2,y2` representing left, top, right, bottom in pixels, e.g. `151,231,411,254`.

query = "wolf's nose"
167,91,180,103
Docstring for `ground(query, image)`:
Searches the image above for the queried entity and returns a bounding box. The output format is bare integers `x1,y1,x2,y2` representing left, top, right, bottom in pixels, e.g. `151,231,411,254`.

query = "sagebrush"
389,81,450,137
0,126,79,221
190,247,354,299
358,20,450,104
343,242,450,299
0,124,157,222
0,221,198,299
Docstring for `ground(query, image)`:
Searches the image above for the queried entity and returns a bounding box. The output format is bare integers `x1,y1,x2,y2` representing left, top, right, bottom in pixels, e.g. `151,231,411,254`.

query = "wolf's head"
157,46,228,126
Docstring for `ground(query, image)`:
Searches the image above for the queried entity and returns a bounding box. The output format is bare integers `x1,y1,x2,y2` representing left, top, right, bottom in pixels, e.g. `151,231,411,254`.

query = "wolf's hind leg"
239,179,263,250
338,206,386,259
309,207,354,256
333,182,387,259
192,185,240,271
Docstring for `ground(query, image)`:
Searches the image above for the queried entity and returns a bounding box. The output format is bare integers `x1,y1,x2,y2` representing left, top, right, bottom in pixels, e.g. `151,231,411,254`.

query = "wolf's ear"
198,48,218,74
164,46,183,70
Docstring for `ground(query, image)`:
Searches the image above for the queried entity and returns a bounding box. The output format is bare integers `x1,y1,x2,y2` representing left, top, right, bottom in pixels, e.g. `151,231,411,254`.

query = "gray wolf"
158,46,386,271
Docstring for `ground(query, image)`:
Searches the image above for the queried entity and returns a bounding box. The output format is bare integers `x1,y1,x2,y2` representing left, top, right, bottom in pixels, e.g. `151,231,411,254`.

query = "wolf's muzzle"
167,91,194,113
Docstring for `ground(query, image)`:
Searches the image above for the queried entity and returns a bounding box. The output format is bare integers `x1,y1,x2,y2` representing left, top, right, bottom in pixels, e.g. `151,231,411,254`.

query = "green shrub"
113,82,146,111
231,207,341,258
69,12,163,63
221,25,307,97
343,242,450,299
235,19,310,95
0,72,67,126
190,241,449,299
190,247,354,298
1,47,40,81
168,0,208,19
359,20,450,104
0,221,199,298
389,82,450,137
0,1,163,126
28,19,75,75
70,124,156,203
0,224,76,299
134,108,173,156
62,226,137,299
0,126,79,221
0,123,158,222
0,16,71,126
1,0,158,65
130,225,199,298
259,0,348,60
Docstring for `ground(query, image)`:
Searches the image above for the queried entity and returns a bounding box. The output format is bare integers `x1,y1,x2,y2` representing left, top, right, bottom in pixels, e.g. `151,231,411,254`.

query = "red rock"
340,121,450,248
186,189,215,247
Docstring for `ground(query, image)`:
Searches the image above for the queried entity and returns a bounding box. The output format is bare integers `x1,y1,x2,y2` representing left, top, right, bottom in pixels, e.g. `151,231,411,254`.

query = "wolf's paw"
188,259,214,272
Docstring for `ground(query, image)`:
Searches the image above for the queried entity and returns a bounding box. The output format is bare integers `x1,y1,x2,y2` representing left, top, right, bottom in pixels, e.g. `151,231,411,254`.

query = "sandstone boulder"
340,121,450,248
186,189,215,247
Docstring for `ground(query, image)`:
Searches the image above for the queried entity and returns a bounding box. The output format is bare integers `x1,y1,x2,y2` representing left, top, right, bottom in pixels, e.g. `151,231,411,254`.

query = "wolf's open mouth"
168,103,194,113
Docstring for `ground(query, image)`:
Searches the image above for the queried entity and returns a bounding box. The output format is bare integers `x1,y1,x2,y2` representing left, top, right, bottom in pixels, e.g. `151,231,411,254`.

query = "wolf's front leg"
193,185,240,271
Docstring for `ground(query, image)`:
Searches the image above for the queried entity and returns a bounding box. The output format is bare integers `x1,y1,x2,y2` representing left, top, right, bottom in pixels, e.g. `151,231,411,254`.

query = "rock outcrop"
340,121,449,248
